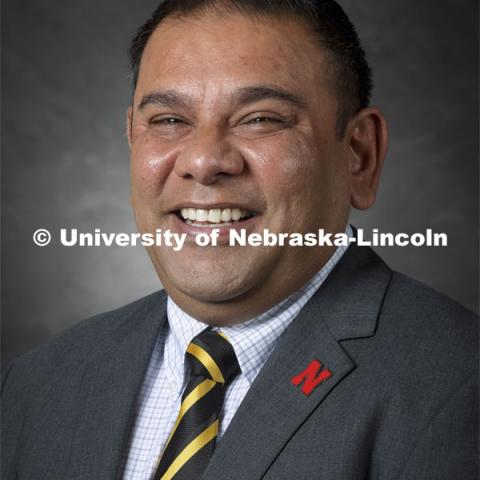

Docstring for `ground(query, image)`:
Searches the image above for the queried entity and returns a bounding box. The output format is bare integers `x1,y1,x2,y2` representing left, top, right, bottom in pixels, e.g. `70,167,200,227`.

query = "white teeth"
221,209,231,222
208,209,221,223
179,207,254,224
231,208,241,221
196,209,208,222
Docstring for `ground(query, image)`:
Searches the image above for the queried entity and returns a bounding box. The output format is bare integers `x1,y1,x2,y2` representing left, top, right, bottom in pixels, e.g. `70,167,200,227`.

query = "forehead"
135,12,331,102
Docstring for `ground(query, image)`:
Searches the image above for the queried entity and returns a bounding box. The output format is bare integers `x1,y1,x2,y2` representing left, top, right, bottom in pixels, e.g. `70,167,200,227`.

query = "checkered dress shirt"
122,227,351,479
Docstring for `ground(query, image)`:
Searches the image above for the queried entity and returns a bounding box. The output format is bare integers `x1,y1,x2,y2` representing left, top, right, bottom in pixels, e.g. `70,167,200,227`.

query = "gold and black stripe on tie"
154,329,240,480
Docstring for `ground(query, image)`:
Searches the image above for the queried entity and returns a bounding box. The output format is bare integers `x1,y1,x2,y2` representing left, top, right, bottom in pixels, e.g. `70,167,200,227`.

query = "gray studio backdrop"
2,0,478,364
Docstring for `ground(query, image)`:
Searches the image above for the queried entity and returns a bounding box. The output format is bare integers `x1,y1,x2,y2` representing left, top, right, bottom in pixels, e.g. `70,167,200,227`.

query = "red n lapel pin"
291,359,332,396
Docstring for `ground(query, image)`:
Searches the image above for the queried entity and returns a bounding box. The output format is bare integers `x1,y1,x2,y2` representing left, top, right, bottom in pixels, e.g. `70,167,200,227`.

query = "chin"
156,257,262,305
178,284,245,304
169,268,250,303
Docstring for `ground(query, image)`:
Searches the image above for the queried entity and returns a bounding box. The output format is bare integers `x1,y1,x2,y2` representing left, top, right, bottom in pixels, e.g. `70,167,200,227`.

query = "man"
2,1,477,479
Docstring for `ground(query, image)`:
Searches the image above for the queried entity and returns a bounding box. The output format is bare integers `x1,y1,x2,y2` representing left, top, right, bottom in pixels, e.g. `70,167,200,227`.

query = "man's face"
129,12,354,322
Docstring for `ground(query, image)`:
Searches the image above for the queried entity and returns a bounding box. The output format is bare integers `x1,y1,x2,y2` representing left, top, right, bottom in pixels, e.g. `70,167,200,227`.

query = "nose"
174,127,245,185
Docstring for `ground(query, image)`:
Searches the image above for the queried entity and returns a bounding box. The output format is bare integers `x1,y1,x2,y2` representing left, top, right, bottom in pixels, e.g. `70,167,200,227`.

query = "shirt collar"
164,302,207,397
165,225,352,393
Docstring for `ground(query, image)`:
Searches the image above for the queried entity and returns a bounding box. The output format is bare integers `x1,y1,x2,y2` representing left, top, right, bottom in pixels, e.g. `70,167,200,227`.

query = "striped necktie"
154,329,240,480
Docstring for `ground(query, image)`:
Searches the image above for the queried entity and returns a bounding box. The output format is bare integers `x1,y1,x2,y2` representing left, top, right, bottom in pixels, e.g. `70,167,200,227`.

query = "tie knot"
186,329,240,384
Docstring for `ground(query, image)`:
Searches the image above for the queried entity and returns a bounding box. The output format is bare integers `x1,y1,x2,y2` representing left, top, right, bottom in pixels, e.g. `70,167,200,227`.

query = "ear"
126,106,134,207
126,106,133,148
345,107,388,210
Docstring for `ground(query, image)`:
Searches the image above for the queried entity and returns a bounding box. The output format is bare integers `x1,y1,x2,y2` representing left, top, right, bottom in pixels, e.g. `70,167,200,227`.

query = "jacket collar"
202,245,392,480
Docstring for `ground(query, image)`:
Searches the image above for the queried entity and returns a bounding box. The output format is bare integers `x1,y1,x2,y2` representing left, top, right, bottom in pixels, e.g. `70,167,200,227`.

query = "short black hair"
129,0,372,137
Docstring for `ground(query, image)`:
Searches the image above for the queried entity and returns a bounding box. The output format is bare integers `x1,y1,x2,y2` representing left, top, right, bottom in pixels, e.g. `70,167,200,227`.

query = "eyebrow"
137,85,307,111
138,90,189,111
233,85,308,109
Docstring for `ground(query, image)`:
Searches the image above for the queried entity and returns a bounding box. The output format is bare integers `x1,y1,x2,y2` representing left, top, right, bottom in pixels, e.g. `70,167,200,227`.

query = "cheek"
246,134,349,228
130,136,177,200
251,135,323,199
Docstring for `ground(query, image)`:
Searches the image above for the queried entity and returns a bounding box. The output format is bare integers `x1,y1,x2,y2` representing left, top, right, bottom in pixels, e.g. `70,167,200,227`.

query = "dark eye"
246,116,282,124
151,117,185,125
148,115,191,138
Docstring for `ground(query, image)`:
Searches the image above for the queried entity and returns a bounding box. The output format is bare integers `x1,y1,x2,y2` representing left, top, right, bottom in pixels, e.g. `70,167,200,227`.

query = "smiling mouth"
176,207,256,227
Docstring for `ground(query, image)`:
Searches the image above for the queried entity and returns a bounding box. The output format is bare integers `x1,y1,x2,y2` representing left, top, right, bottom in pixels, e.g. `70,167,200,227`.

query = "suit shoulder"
381,271,478,366
53,289,167,346
387,271,477,322
2,290,167,390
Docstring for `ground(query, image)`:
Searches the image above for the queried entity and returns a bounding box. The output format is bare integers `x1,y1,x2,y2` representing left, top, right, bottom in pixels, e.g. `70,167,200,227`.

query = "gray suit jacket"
2,245,478,479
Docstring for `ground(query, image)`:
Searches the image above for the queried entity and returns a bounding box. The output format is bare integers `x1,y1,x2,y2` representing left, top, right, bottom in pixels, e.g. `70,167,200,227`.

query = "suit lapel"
203,246,392,480
69,292,168,480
